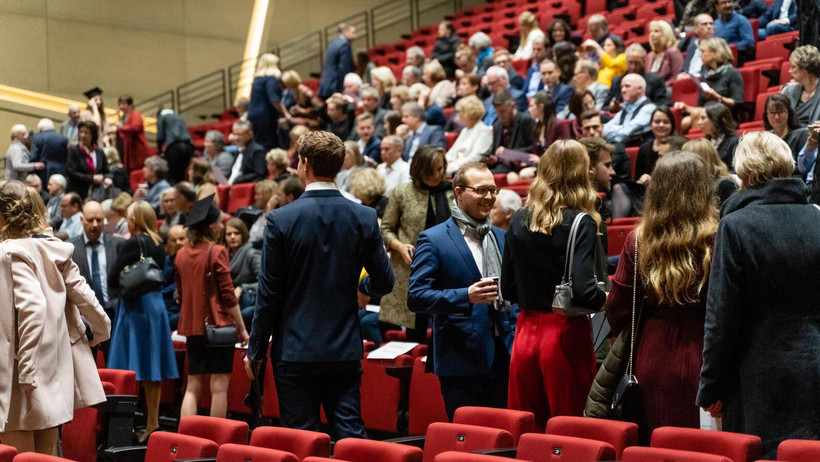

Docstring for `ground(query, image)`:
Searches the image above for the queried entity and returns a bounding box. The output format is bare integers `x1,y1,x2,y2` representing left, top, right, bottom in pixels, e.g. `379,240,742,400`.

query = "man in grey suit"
401,102,447,161
6,124,45,182
60,104,81,144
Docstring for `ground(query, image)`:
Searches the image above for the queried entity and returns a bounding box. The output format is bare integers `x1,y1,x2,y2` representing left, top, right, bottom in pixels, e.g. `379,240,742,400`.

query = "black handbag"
552,212,606,316
202,245,236,348
119,236,163,299
611,232,642,422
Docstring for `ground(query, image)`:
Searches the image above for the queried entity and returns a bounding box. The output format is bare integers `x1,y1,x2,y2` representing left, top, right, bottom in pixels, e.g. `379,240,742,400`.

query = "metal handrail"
176,69,226,115
134,90,175,118
371,0,415,45
324,12,371,51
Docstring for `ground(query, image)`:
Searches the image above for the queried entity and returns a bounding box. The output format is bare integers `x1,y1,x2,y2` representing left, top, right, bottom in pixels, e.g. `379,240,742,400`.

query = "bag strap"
203,243,216,326
136,234,146,260
627,232,639,376
561,212,588,284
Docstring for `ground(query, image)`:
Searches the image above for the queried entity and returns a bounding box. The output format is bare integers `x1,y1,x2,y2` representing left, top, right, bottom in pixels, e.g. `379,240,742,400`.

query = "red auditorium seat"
408,356,448,436
432,452,511,461
780,60,791,87
739,67,761,106
303,458,344,462
755,91,778,120
625,146,639,181
334,438,423,462
104,431,219,462
446,132,459,150
215,443,299,462
777,439,820,461
756,33,797,61
606,225,634,257
610,217,642,226
512,59,529,78
0,445,13,462
671,78,699,107
545,415,639,459
249,426,331,460
12,455,72,462
216,184,231,212
98,368,138,395
422,423,515,462
129,169,146,194
226,182,255,214
651,427,761,462
586,0,607,15
443,107,455,121
517,433,618,461
177,415,249,446
607,6,636,24
453,407,538,445
361,353,415,433
622,446,732,462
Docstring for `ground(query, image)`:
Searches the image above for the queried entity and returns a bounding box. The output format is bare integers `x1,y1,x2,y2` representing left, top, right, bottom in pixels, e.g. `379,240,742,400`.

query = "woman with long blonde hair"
513,11,545,60
606,151,718,443
248,53,286,149
682,138,738,205
501,140,606,428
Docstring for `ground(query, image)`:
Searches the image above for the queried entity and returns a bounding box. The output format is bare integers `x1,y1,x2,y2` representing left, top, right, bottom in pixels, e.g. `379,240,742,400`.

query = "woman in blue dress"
107,200,178,442
248,53,287,150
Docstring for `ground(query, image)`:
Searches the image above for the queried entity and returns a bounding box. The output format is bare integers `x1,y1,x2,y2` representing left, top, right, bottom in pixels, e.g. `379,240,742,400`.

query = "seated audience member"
377,135,412,197
581,109,631,184
370,66,397,110
281,70,322,131
349,167,389,218
359,87,387,139
446,74,482,132
764,93,809,167
390,85,411,114
188,157,218,204
406,46,426,68
203,130,234,180
508,92,572,182
432,21,461,79
225,218,261,329
582,35,627,87
401,102,447,160
539,60,572,116
603,74,657,145
483,66,529,126
336,141,367,192
402,65,423,87
421,60,456,109
104,146,129,193
545,18,572,60
383,110,403,137
488,90,534,173
606,44,670,110
587,14,621,51
323,95,355,141
287,124,309,168
611,106,678,218
162,224,188,330
494,49,525,91
569,90,610,137
490,189,523,230
552,41,579,86
46,173,66,228
682,138,739,205
229,120,268,184
797,122,820,198
247,180,279,245
343,72,363,103
26,173,49,205
757,0,797,38
158,187,179,237
573,60,610,110
646,20,683,85
352,113,381,166
266,148,291,182
782,45,820,126
679,14,715,79
275,176,304,209
174,181,197,224
110,192,133,236
524,36,549,98
679,0,714,33
513,11,545,61
699,101,739,168
132,155,170,211
59,191,84,238
410,80,447,126
714,0,755,65
469,32,495,76
445,95,493,176
454,44,478,79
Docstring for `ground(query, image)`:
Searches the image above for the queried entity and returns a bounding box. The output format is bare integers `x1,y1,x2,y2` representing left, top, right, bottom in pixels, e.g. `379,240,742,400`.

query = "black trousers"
273,360,367,440
438,336,511,421
164,140,194,185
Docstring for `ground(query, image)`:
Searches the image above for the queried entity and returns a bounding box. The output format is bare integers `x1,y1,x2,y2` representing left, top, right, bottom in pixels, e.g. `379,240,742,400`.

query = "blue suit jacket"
407,218,518,377
318,36,354,99
402,124,447,161
30,129,68,183
524,65,545,96
760,0,797,27
362,137,382,164
248,189,394,363
550,83,573,114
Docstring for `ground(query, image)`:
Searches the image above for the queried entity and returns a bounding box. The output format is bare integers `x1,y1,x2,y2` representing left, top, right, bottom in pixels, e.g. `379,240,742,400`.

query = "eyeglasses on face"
457,185,500,196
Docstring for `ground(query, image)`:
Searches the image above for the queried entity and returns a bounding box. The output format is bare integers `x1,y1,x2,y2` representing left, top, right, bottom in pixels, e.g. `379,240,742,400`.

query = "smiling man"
408,162,517,421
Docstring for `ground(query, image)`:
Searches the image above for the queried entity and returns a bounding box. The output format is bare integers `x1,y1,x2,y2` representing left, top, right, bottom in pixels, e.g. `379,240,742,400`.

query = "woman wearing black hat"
176,196,248,420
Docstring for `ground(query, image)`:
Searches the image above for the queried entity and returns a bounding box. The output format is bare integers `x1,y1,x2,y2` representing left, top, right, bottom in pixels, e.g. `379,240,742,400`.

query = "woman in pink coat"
0,181,110,455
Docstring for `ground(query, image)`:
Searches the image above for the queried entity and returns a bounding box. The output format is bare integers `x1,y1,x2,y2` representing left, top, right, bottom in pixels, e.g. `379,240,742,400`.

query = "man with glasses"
679,14,715,79
482,66,528,126
493,49,525,91
408,162,517,421
604,44,670,112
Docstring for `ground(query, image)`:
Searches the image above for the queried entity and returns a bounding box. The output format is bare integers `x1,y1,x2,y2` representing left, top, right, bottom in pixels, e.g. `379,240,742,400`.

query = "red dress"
607,231,709,443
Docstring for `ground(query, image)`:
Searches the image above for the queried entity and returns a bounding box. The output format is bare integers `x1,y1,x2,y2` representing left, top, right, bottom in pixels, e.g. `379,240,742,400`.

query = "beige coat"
0,238,110,432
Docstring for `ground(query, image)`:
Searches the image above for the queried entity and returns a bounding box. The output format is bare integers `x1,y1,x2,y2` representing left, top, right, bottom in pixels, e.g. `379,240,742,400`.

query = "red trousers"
507,309,597,429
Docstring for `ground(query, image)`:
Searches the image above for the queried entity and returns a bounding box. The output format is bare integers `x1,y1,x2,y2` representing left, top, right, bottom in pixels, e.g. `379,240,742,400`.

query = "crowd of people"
2,0,819,458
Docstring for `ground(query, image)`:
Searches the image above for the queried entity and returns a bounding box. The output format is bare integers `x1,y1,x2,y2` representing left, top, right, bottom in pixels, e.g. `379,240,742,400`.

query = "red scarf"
79,144,96,175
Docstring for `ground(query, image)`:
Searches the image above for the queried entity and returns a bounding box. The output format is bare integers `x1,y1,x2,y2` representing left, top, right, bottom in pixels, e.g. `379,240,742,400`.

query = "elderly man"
406,46,426,68
679,14,715,78
46,173,67,228
319,23,356,99
469,32,495,76
573,60,610,110
524,36,549,98
343,73,363,103
714,0,755,65
490,189,522,230
133,156,172,211
26,174,49,205
59,192,84,239
229,120,267,184
359,87,387,139
31,118,69,183
603,74,657,145
493,49,524,90
539,60,572,116
401,65,423,86
6,124,44,181
482,66,528,126
377,135,411,197
401,102,446,160
605,44,670,110
61,104,81,143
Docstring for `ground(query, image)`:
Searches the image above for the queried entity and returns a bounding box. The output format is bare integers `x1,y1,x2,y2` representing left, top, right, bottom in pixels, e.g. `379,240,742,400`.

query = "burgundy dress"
607,231,710,443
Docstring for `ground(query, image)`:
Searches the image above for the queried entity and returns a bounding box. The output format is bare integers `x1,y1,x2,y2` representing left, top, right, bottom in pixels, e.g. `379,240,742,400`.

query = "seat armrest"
472,447,517,457
385,365,413,381
99,445,147,462
384,435,426,449
173,459,217,462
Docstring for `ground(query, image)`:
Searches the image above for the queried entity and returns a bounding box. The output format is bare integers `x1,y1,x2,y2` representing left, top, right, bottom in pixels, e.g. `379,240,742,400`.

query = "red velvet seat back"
249,426,331,460
651,426,761,462
545,416,638,459
333,438,423,462
178,415,249,446
423,423,514,462
453,406,538,445
622,446,733,462
215,443,299,462
145,431,219,462
517,433,617,461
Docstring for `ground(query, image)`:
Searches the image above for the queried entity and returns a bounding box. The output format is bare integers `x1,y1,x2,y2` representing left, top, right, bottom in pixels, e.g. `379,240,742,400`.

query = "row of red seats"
128,169,256,215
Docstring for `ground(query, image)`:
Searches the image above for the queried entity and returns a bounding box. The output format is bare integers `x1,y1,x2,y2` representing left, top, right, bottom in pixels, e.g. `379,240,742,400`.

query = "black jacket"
234,141,268,184
697,179,820,458
432,34,462,78
66,144,109,199
605,72,670,107
492,112,534,153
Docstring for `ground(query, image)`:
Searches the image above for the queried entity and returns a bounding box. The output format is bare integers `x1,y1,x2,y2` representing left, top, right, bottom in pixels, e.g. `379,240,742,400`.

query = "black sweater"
108,234,166,289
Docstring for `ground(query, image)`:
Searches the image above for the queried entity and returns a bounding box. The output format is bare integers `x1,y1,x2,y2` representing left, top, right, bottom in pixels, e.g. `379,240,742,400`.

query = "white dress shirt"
457,220,484,276
61,212,84,239
377,159,411,197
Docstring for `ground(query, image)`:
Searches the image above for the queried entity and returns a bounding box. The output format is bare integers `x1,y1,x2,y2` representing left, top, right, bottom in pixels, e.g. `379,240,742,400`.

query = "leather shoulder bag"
203,244,237,348
611,232,642,421
119,235,164,299
552,212,605,316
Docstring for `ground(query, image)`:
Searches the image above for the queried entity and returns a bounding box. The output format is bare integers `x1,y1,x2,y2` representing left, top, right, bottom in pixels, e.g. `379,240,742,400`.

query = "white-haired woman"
698,131,820,459
248,53,286,150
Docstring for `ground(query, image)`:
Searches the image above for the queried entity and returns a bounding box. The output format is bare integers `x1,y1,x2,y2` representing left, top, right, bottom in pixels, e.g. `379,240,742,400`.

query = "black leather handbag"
119,236,163,299
611,233,642,422
202,245,236,348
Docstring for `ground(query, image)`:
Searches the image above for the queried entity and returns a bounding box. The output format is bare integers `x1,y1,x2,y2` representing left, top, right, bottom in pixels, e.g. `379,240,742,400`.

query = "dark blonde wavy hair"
525,140,601,234
637,151,718,305
0,181,44,237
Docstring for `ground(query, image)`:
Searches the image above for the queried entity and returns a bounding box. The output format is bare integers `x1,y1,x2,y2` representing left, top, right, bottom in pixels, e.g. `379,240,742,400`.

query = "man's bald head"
694,14,715,40
81,200,104,241
620,73,647,104
166,224,188,255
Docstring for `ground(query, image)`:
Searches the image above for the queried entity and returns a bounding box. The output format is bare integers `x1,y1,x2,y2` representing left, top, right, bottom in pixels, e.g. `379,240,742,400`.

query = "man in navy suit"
318,23,356,99
408,162,517,420
539,60,572,116
401,102,447,161
353,112,381,164
30,118,69,184
757,0,797,39
524,36,548,98
244,131,394,440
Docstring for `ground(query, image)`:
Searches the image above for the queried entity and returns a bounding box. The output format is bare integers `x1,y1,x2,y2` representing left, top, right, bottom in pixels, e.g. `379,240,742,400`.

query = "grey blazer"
69,233,126,310
782,82,820,126
230,243,261,287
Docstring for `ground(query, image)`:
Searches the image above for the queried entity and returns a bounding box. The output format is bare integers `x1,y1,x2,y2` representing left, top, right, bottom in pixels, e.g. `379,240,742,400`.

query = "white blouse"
445,121,494,176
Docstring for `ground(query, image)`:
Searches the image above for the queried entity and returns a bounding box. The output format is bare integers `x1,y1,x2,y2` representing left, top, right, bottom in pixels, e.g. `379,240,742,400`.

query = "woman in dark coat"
248,53,286,150
608,152,718,444
431,21,461,79
66,120,110,200
763,93,809,173
697,132,820,459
